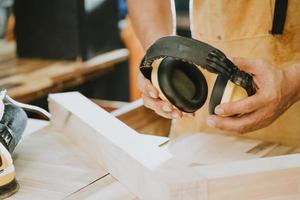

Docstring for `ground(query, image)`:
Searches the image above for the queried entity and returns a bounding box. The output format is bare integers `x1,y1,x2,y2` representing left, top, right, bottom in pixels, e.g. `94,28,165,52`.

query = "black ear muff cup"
209,75,228,115
157,57,208,113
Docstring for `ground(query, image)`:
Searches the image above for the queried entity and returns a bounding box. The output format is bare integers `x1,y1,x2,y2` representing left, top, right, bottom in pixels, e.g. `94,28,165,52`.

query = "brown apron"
171,0,300,147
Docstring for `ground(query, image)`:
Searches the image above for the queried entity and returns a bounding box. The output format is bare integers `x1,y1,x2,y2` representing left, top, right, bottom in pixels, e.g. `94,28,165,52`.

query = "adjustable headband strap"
143,36,214,68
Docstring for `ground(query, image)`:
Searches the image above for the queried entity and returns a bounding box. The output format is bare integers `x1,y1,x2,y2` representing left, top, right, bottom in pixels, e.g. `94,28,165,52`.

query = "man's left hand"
207,58,299,134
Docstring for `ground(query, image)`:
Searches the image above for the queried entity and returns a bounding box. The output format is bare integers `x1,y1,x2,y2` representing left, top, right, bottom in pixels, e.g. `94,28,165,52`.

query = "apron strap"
271,0,288,35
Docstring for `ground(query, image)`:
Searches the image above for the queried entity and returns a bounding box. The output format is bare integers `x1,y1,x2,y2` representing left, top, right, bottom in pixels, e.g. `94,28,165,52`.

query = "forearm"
127,0,175,50
285,63,300,103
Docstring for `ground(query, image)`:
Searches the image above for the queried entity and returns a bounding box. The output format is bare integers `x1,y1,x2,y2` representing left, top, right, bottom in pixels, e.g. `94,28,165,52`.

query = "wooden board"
9,118,169,199
64,174,138,200
91,98,171,137
0,40,128,103
111,99,171,137
46,92,300,200
0,41,15,62
10,120,108,199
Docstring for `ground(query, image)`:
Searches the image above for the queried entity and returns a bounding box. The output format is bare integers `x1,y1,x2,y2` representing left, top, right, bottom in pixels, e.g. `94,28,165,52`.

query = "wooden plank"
65,174,138,200
66,131,170,200
168,134,263,165
0,40,15,62
112,99,171,137
23,119,49,137
11,118,170,199
49,92,172,200
0,40,129,103
48,92,300,200
10,120,108,200
263,145,296,158
0,59,55,79
91,99,129,112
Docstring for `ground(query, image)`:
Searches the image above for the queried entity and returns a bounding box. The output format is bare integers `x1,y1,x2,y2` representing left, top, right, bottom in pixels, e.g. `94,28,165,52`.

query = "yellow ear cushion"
151,58,169,101
231,85,249,102
221,81,248,104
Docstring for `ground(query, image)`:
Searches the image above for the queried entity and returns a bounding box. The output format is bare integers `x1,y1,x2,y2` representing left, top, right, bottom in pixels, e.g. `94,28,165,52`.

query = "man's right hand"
137,71,190,119
128,0,188,119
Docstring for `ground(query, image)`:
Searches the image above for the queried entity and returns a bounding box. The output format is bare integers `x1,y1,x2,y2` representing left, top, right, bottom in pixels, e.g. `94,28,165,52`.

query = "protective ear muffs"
140,36,256,114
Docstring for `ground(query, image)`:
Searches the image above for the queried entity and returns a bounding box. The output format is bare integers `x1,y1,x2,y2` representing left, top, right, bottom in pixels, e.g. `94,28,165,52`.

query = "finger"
137,72,184,118
155,109,182,119
143,95,171,118
156,105,183,119
142,95,182,119
137,72,159,98
154,110,173,119
136,72,145,91
145,82,159,98
142,94,163,110
215,94,264,116
171,110,183,119
207,112,262,134
232,57,264,74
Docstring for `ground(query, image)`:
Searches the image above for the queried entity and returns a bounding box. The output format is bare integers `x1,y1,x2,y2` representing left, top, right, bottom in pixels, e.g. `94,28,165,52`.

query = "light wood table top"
9,98,170,199
10,116,168,199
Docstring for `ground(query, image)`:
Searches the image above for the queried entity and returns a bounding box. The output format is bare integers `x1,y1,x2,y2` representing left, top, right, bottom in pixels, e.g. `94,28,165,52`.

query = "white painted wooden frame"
48,92,300,200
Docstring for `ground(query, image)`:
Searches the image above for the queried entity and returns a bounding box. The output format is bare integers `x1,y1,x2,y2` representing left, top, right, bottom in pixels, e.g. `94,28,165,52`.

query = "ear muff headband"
140,36,256,113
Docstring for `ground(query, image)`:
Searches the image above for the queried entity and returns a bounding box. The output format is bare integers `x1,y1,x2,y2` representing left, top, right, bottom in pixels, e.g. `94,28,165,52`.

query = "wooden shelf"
0,40,129,103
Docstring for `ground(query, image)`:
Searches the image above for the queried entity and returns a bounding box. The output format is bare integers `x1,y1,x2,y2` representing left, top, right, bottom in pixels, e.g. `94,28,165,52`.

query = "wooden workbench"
0,40,129,103
9,119,139,200
8,99,171,200
8,93,300,200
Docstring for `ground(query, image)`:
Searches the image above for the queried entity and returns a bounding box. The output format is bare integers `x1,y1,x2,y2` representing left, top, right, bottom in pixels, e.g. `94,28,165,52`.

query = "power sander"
0,89,50,199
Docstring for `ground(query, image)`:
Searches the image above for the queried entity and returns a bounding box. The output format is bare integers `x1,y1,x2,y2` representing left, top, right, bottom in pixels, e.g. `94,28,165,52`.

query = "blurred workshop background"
0,0,189,113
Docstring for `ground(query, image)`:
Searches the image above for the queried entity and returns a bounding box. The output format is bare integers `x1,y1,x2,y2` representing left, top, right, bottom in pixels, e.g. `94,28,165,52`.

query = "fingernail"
162,105,172,112
149,92,156,98
215,107,224,115
207,118,216,127
172,112,180,119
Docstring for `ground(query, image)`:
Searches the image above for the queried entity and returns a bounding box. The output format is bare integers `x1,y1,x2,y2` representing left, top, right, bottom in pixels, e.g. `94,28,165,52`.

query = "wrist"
284,64,300,103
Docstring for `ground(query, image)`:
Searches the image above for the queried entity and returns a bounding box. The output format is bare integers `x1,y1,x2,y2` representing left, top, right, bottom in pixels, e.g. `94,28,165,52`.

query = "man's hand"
129,0,182,119
207,58,300,134
137,71,193,119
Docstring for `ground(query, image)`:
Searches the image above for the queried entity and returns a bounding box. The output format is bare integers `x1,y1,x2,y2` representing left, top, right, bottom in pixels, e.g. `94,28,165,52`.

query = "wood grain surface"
0,40,128,103
47,92,300,200
9,117,169,200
